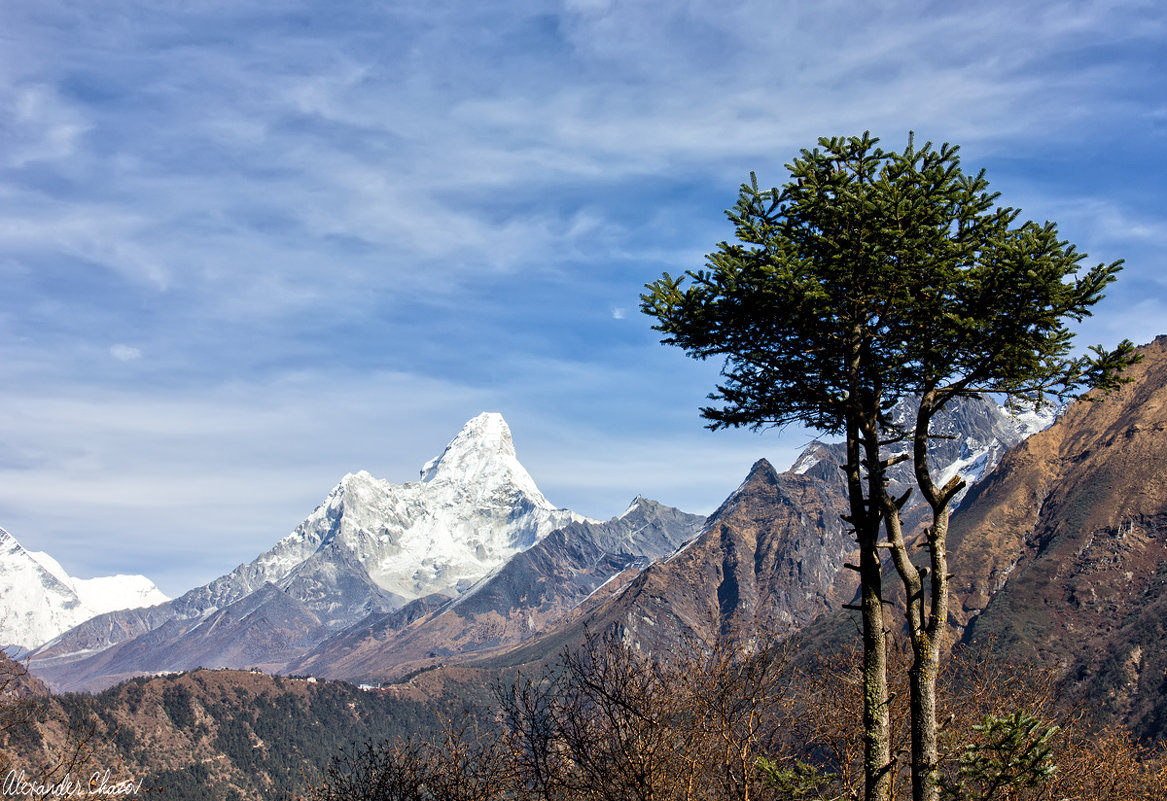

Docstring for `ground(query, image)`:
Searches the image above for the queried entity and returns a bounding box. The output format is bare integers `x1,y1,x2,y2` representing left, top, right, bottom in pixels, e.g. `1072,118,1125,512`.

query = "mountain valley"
6,340,1167,799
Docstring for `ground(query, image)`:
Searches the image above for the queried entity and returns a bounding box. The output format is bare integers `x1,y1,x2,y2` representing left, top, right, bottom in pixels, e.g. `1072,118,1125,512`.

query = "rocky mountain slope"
560,457,853,652
942,335,1167,738
0,526,168,653
487,394,1048,671
289,496,705,682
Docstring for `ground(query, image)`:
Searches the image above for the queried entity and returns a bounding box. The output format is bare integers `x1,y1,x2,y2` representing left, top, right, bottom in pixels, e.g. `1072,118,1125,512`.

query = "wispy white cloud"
0,0,1162,593
109,344,141,361
0,84,88,167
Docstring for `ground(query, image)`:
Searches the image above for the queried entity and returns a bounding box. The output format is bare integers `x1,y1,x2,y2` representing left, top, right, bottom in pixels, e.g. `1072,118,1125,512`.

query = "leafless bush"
299,633,1167,801
495,627,795,801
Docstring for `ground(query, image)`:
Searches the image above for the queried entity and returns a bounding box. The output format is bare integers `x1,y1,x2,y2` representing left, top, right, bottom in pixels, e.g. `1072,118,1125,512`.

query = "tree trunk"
910,507,950,801
859,538,892,801
880,389,961,801
846,420,893,801
904,392,957,801
843,430,892,801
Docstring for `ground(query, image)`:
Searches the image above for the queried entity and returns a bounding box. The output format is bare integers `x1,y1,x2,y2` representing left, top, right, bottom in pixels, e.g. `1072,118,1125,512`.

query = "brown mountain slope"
492,458,857,669
946,335,1167,737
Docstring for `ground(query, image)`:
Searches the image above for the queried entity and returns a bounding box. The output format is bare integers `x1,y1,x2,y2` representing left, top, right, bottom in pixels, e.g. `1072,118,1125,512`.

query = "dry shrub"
496,628,795,801
298,632,1167,801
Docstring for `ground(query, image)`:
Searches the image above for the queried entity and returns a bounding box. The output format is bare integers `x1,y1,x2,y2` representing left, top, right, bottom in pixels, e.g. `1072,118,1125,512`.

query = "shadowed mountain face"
596,458,855,645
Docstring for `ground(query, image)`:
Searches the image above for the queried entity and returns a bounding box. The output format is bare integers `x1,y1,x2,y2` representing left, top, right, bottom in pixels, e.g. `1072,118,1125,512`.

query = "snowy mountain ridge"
253,411,593,603
30,412,592,676
0,527,168,652
791,395,1054,505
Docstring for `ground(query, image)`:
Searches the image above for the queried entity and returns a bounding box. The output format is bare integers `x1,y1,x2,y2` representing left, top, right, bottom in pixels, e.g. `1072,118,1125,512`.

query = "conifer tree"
641,132,1135,801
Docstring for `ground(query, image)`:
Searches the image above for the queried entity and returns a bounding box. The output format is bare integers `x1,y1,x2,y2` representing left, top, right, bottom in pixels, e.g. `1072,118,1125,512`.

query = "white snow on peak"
25,547,71,586
933,399,1055,497
24,549,168,617
0,527,169,650
1006,403,1057,439
618,496,647,519
70,575,170,616
217,412,593,607
790,443,830,475
419,413,545,500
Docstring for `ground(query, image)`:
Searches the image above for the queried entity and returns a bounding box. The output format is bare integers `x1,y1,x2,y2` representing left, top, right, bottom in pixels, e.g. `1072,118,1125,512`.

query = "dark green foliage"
939,712,1058,801
122,679,145,713
756,756,840,800
642,132,1135,436
144,764,219,800
20,670,451,801
161,683,195,729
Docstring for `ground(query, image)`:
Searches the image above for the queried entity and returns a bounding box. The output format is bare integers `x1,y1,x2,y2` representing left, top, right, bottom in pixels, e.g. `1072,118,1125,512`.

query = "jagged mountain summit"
29,413,594,690
0,526,168,652
240,411,592,609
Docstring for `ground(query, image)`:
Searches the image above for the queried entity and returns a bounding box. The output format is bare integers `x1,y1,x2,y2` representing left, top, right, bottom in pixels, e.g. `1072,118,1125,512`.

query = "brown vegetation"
0,652,138,799
298,631,1167,801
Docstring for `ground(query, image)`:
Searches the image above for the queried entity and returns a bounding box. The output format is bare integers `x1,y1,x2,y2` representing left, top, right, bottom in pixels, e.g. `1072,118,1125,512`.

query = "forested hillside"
1,661,487,800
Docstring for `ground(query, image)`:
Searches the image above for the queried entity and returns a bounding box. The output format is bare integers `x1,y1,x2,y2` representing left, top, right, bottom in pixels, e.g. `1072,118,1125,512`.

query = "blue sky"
1,0,1163,596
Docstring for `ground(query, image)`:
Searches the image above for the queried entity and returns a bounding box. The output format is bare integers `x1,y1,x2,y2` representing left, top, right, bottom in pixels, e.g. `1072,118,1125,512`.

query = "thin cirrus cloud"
109,344,141,362
0,0,1162,594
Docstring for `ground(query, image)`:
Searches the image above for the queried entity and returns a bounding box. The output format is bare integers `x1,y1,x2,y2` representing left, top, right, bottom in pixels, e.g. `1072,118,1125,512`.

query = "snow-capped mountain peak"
0,526,168,651
618,495,649,519
137,413,591,629
25,412,599,684
418,413,550,505
26,549,168,616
